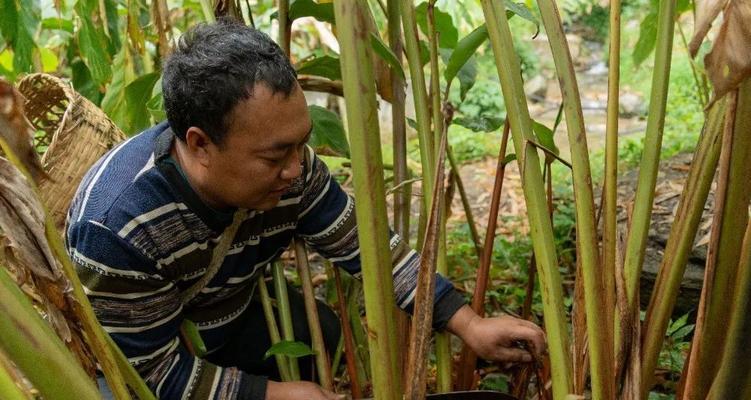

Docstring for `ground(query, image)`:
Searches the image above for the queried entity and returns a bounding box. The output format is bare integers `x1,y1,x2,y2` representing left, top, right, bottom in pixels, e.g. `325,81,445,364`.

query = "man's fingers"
511,323,547,358
516,317,544,332
321,388,346,400
498,347,533,363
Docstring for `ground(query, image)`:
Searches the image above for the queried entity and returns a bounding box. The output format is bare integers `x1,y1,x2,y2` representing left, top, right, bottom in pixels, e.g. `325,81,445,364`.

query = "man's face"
202,83,312,211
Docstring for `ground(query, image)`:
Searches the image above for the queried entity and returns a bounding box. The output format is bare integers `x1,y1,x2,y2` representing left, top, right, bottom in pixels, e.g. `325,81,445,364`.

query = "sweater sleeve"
296,147,466,330
67,219,269,399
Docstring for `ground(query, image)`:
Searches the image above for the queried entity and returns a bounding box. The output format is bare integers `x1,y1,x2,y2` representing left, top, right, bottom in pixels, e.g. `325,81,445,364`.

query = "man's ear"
184,127,214,167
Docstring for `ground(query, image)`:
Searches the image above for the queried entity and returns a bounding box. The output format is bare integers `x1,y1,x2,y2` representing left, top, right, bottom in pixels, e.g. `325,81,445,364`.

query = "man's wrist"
445,304,481,342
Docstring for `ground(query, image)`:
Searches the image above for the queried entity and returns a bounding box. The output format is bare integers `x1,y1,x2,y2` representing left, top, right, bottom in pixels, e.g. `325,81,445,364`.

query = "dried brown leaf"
705,0,751,100
689,0,729,57
0,156,75,341
0,158,58,282
0,80,48,183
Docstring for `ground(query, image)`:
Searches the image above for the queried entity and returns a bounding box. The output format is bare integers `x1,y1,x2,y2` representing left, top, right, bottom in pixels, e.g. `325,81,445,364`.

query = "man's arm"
296,147,546,364
295,147,463,327
68,219,267,399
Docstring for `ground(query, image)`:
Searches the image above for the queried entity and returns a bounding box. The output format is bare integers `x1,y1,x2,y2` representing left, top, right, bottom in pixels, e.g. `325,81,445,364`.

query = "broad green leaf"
668,313,690,335
101,46,135,132
632,1,658,66
407,117,418,130
676,0,691,15
124,72,160,133
103,0,121,55
41,17,73,32
457,55,478,101
672,324,695,341
271,0,335,23
415,2,458,49
296,55,341,81
370,33,405,80
0,50,13,72
76,1,113,85
0,50,14,80
453,115,504,132
444,25,488,87
146,92,166,122
419,40,430,66
0,0,17,44
11,25,35,73
126,0,147,54
504,1,539,29
1,0,39,74
308,105,350,158
39,47,58,72
71,59,102,104
264,340,316,360
531,120,559,162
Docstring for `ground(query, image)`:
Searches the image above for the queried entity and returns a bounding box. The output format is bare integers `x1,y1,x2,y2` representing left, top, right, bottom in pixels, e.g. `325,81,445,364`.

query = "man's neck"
170,140,229,211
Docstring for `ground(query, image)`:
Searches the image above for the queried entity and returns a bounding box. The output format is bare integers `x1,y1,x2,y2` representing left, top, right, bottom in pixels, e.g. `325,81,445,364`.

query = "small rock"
524,74,548,103
584,60,609,76
619,92,646,117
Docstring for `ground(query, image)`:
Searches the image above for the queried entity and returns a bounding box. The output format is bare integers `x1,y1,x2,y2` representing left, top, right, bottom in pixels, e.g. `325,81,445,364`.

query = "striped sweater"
65,122,464,399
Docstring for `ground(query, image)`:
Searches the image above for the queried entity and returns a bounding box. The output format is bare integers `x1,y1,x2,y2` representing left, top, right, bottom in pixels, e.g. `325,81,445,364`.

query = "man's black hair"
162,19,297,144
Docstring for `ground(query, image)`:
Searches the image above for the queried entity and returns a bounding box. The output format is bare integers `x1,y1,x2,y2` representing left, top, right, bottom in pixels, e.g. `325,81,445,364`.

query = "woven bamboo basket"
17,74,126,229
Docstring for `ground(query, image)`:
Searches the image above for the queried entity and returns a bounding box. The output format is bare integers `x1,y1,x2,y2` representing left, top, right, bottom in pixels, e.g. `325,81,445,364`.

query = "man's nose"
280,147,303,180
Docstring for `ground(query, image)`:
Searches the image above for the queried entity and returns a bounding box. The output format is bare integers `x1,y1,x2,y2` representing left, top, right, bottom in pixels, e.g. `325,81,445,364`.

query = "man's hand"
265,381,345,400
446,305,546,363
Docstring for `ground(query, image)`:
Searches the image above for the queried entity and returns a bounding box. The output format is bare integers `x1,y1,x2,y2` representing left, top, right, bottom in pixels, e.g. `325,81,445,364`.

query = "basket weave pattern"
18,74,126,228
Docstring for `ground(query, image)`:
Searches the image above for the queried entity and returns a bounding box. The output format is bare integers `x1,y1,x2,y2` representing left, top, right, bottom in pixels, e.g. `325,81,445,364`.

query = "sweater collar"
154,124,235,232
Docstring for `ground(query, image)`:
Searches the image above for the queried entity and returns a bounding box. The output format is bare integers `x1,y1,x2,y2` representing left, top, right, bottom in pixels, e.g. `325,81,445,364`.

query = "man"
66,20,546,400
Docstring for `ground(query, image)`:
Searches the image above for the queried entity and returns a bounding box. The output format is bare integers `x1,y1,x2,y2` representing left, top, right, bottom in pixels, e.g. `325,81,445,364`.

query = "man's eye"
264,157,284,164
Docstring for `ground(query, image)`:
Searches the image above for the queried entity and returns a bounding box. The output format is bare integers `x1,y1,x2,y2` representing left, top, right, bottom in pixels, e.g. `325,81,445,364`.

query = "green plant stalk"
272,261,301,381
293,239,334,390
603,0,620,366
479,0,573,397
640,98,726,392
347,280,371,383
426,2,451,392
622,0,677,314
0,267,100,400
404,113,448,400
278,0,291,55
256,275,293,382
676,22,709,107
332,265,363,398
0,352,29,400
333,1,402,398
104,335,156,400
457,122,510,391
435,221,451,392
330,332,344,379
447,147,482,258
534,0,614,397
400,0,435,202
387,0,410,241
707,217,751,399
0,136,141,400
387,0,413,384
199,0,216,22
682,80,751,400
